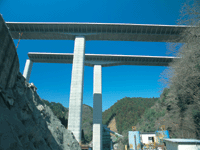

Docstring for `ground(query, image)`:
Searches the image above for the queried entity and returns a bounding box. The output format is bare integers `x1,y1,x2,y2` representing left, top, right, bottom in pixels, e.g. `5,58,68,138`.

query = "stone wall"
0,14,81,150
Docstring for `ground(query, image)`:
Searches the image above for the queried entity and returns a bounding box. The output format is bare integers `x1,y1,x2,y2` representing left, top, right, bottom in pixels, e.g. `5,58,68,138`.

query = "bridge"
6,22,188,42
27,52,177,66
6,21,189,150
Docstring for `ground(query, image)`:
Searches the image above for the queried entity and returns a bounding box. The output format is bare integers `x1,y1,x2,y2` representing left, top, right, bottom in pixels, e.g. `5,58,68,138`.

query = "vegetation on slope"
42,99,68,119
136,1,200,139
136,88,169,133
81,104,93,143
102,97,159,134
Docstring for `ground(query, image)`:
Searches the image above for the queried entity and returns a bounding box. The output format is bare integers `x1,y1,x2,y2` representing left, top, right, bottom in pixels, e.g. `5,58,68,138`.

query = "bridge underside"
6,22,190,42
28,52,178,67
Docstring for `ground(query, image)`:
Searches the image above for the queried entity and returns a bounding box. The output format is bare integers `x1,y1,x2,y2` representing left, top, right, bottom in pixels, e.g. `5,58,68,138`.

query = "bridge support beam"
68,36,85,143
23,59,33,82
93,65,102,150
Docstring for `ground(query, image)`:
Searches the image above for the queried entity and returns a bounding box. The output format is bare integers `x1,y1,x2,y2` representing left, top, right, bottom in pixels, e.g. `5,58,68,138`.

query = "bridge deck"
28,52,179,67
6,22,190,42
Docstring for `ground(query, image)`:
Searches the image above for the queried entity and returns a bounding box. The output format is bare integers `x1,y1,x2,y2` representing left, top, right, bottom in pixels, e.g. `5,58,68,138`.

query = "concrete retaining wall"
0,14,19,90
0,14,81,150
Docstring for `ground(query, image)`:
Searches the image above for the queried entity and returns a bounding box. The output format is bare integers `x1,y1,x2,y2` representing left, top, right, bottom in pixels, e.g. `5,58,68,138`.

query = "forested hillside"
136,88,169,133
102,97,159,134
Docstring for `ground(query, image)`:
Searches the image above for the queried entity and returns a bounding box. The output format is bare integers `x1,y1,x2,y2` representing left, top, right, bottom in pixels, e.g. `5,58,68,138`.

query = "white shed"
164,139,200,150
140,132,156,144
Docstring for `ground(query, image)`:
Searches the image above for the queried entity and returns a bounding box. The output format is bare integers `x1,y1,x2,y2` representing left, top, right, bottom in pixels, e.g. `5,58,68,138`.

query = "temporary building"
164,139,200,150
140,132,156,144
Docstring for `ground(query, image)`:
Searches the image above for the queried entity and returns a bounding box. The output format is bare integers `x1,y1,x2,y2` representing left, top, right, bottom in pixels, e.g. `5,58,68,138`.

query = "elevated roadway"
28,52,179,67
6,22,191,42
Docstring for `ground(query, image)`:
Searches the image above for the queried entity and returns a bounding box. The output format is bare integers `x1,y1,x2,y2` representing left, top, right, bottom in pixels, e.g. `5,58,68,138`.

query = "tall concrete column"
93,65,102,150
68,36,85,143
23,59,33,82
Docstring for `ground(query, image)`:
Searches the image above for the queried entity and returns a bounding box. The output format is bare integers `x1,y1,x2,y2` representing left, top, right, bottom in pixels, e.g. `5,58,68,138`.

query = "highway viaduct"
23,52,178,150
6,21,189,150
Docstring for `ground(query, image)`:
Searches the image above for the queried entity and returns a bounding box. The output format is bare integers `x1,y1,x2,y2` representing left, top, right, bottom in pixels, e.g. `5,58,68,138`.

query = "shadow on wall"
59,116,68,128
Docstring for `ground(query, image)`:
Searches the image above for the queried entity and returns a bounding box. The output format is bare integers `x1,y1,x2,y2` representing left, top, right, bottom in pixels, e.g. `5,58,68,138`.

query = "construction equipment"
128,125,169,150
160,125,165,131
128,131,141,150
132,126,137,131
104,127,123,138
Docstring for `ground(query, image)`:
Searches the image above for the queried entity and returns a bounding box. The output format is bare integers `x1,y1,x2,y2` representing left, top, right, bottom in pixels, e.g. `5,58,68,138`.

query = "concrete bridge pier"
23,59,33,82
93,65,102,150
68,36,85,143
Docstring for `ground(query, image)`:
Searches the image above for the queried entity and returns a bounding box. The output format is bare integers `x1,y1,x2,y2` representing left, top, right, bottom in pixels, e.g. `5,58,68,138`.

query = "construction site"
83,125,200,150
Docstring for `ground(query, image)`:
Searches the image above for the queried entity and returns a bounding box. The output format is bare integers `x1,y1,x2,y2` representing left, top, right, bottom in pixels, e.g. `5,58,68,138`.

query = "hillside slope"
102,97,159,134
137,4,200,139
136,87,200,139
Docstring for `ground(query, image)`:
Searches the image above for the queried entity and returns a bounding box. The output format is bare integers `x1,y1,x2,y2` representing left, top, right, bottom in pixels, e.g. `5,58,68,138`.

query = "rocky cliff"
42,100,93,144
0,14,81,150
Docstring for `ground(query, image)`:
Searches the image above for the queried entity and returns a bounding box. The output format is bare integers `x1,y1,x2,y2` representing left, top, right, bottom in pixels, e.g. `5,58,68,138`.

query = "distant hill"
102,97,159,134
42,100,68,119
42,100,93,143
80,104,93,143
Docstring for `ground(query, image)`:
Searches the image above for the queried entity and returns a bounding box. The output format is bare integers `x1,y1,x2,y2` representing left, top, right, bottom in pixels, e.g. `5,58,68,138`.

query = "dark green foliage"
42,99,69,129
137,108,166,132
81,104,93,143
159,88,170,106
135,87,170,133
102,97,159,134
42,99,68,120
59,116,68,128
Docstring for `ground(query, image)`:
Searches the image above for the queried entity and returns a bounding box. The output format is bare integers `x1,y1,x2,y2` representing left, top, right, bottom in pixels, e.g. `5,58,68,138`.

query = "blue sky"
0,0,185,111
